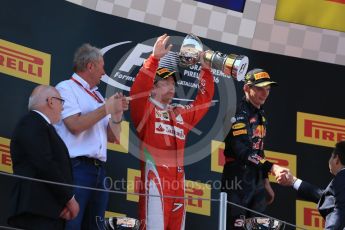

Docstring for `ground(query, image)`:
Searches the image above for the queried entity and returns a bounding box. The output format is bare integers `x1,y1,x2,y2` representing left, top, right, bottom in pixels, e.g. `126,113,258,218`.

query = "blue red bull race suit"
221,98,273,229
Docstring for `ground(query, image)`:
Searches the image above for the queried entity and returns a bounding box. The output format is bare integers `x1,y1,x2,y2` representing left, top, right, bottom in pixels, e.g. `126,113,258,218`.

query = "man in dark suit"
8,85,79,230
277,141,345,229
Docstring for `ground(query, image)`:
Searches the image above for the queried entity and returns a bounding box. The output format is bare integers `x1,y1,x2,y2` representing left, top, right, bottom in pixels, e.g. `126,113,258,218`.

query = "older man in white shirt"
55,43,128,230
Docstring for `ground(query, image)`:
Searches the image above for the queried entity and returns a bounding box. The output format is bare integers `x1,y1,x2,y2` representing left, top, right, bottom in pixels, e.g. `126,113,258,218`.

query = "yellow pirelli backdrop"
107,121,130,153
126,168,141,202
297,112,345,148
265,151,296,184
210,140,225,173
275,0,345,32
296,200,325,229
185,180,211,216
0,137,12,174
1,0,345,228
0,39,51,85
210,140,297,184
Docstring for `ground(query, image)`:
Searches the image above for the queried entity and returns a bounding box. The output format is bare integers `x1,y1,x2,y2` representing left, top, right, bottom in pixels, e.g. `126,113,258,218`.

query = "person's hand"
264,178,275,205
122,95,130,112
271,164,290,177
276,170,296,186
105,94,115,115
66,196,79,220
114,93,129,114
59,196,79,220
105,93,129,116
59,207,71,220
199,51,211,70
152,34,172,60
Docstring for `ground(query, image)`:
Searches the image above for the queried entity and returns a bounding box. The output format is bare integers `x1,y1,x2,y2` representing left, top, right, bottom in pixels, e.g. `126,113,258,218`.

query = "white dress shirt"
54,73,109,162
293,179,303,190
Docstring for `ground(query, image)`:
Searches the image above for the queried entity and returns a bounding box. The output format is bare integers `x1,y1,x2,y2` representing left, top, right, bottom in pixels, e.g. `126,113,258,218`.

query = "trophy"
243,217,285,230
178,34,249,81
96,216,140,230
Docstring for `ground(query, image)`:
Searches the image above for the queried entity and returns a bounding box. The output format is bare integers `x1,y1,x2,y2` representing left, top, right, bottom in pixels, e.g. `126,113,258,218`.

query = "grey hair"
73,43,103,72
28,85,58,110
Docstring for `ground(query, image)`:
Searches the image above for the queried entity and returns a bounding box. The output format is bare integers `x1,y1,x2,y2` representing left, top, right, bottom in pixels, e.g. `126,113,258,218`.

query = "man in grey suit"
277,141,345,229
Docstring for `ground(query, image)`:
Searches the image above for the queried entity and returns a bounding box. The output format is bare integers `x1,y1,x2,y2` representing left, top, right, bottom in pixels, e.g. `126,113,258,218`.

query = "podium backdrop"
1,0,345,229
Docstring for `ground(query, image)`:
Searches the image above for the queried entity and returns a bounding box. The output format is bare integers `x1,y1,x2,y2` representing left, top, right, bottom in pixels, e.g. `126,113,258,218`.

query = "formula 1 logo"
100,36,236,166
100,37,225,101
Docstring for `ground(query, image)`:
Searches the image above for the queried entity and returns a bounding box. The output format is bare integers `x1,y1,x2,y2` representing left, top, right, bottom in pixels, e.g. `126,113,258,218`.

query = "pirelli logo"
254,72,269,80
126,168,211,216
107,121,129,153
297,112,345,147
265,151,296,184
185,180,211,216
126,168,141,202
296,200,324,229
210,140,225,173
0,137,13,174
0,39,50,85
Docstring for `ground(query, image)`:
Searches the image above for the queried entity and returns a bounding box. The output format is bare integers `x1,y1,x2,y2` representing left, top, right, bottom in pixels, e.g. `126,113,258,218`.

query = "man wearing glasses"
8,85,79,229
54,43,129,229
221,69,288,229
50,96,65,105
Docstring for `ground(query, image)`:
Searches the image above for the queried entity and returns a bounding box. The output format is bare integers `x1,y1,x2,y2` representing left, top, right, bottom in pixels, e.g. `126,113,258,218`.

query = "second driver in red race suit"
130,34,214,230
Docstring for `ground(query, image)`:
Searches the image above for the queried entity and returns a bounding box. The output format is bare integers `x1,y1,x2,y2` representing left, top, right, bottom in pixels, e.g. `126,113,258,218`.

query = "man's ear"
243,84,249,93
335,154,341,165
46,97,53,107
86,62,93,71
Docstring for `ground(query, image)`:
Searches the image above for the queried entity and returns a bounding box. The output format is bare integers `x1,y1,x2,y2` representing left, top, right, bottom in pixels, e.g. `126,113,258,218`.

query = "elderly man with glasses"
8,85,79,230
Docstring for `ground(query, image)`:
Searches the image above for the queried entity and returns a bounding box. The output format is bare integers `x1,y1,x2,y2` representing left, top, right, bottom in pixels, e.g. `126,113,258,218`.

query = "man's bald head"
28,85,59,111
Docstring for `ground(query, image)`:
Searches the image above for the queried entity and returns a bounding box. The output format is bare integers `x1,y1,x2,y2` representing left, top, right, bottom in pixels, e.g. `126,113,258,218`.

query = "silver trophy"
178,34,249,81
243,217,285,230
96,216,140,230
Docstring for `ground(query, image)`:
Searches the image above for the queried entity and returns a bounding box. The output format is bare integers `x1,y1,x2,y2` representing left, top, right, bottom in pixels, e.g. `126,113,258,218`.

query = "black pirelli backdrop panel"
1,0,345,229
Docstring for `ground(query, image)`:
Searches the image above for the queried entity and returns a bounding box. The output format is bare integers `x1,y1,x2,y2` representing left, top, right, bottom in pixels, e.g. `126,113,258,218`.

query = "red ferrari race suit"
130,55,214,230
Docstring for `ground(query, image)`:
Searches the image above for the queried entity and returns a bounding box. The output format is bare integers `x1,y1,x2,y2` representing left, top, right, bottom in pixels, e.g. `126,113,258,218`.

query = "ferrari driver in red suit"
130,34,214,230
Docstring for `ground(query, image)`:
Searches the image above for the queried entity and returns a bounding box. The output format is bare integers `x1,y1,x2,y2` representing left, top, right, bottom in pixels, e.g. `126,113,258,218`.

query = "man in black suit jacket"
8,85,79,230
277,141,345,229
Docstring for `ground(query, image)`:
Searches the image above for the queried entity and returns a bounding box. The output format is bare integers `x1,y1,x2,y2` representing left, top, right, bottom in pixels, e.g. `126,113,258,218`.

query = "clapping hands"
105,92,130,117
